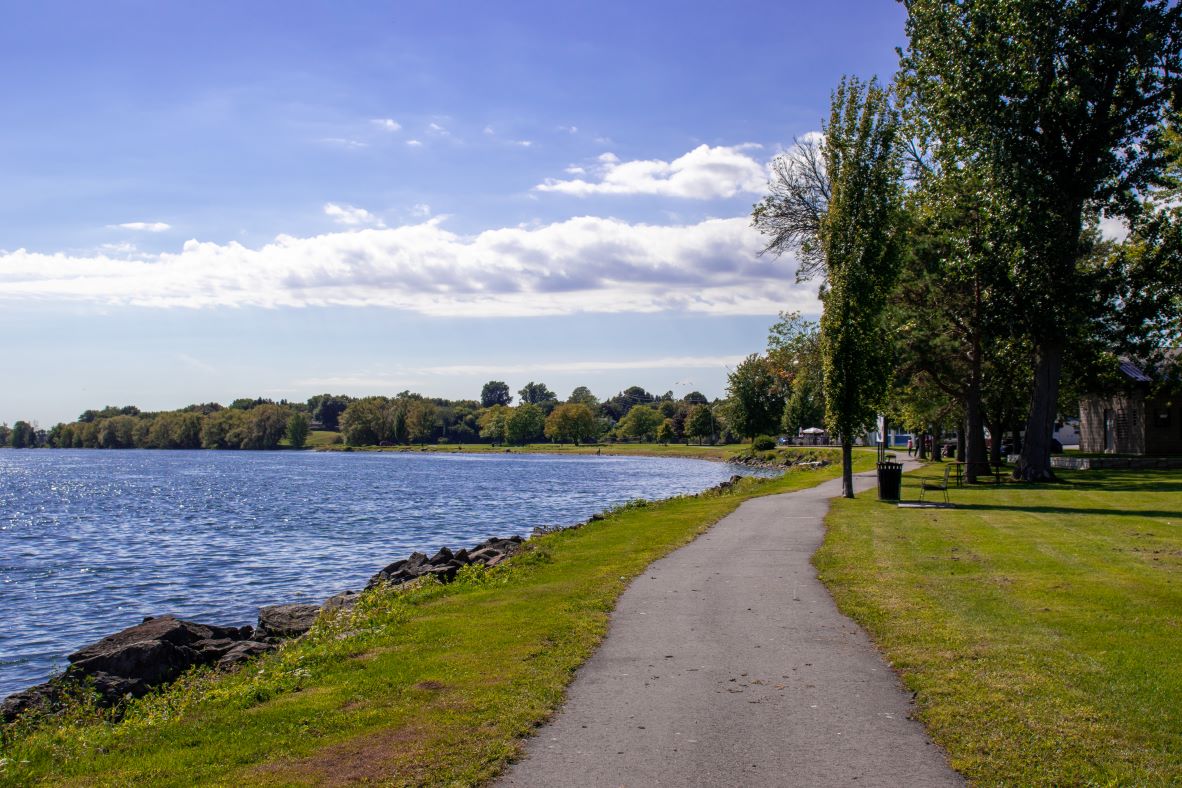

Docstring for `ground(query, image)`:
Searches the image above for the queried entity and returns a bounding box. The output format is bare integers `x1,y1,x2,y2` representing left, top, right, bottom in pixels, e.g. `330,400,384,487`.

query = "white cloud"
558,125,578,134
483,125,495,135
298,356,746,389
321,137,368,149
406,139,423,147
514,140,533,148
428,122,448,134
323,203,385,227
371,118,401,132
410,203,432,218
114,221,171,232
99,242,138,254
0,216,814,317
564,166,586,175
538,144,765,199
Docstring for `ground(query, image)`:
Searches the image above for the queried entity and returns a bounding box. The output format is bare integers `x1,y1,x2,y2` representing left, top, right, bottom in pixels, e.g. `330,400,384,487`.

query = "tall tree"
286,413,310,449
901,0,1182,480
725,354,784,442
480,381,513,408
817,76,904,497
544,403,597,445
518,382,558,408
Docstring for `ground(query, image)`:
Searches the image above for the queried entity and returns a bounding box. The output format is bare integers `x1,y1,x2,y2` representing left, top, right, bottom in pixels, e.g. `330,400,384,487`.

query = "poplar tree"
818,77,904,498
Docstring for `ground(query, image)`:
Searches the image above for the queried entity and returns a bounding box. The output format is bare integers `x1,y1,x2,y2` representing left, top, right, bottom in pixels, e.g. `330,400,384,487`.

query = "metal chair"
920,464,951,504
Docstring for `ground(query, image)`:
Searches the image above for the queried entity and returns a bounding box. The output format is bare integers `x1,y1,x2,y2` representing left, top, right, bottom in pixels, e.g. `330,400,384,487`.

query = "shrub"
753,435,777,451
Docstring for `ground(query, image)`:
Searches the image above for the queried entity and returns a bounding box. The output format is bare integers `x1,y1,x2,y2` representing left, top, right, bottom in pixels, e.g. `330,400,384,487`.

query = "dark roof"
1119,360,1152,383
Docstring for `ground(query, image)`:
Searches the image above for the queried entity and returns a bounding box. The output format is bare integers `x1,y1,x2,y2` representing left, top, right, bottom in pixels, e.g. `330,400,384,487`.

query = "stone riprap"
1,534,527,724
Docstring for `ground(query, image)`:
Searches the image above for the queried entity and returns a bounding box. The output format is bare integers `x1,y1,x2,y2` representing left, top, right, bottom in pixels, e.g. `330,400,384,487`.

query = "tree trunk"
1016,341,1063,481
964,392,989,483
985,415,1003,468
917,431,928,460
841,440,854,499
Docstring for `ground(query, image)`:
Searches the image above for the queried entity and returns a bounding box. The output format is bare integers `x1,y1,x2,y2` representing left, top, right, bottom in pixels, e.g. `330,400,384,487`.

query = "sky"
0,1,909,425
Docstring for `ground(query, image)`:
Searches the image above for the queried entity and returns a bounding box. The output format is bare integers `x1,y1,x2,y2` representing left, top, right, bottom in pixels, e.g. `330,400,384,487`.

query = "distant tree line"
2,373,800,450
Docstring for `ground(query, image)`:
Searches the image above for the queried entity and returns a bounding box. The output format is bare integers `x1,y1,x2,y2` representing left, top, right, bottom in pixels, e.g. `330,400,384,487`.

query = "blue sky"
0,1,907,425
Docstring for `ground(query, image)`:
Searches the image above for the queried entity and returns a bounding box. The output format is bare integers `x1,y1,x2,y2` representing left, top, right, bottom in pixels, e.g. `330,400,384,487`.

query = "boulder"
256,604,321,639
216,640,276,671
1,681,60,723
427,547,454,565
322,590,362,613
66,614,249,693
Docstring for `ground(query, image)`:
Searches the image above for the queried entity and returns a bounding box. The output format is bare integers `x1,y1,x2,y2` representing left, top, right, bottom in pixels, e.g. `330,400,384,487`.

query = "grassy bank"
816,468,1182,784
2,449,865,785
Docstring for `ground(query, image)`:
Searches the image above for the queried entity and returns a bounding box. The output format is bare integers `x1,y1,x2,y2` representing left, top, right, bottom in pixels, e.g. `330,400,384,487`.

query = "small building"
1079,354,1181,456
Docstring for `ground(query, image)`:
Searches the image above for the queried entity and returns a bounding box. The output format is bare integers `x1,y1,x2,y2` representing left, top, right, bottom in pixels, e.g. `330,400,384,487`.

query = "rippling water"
0,449,756,697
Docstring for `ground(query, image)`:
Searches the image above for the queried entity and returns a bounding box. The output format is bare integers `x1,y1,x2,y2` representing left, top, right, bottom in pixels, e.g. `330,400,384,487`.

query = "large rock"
256,603,321,639
66,614,251,694
1,681,60,723
216,640,276,671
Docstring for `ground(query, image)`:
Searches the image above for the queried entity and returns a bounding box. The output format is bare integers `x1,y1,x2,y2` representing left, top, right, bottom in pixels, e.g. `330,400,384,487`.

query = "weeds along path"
500,463,962,788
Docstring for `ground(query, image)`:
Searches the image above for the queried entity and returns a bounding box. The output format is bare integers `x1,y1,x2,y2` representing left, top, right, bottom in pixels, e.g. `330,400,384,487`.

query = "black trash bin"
877,461,903,501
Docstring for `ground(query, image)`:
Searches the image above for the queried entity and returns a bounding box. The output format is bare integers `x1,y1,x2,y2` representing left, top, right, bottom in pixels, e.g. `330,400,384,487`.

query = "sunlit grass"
816,468,1182,784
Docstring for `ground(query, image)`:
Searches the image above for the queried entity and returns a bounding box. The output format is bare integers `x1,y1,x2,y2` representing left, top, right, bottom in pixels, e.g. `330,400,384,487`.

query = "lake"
0,449,755,698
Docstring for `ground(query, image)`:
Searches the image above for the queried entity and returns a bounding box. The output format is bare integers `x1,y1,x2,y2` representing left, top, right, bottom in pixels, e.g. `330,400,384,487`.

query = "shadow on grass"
949,503,1180,519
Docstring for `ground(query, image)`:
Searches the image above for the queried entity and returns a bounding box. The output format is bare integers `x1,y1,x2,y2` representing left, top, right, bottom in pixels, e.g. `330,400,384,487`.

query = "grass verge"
1,450,869,786
816,468,1182,784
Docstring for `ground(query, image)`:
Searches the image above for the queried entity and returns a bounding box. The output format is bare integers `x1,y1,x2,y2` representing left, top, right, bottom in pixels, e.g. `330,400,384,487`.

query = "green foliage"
480,380,512,408
655,419,676,445
752,435,776,451
9,420,36,448
405,400,438,444
286,413,310,449
543,403,597,444
685,404,715,445
517,381,557,407
818,76,902,440
506,403,545,445
725,354,784,441
478,404,511,443
565,386,600,409
616,404,663,441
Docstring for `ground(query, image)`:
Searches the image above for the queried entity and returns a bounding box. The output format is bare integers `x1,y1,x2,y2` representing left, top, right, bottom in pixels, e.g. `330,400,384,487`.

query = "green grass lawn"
817,468,1182,784
1,451,865,786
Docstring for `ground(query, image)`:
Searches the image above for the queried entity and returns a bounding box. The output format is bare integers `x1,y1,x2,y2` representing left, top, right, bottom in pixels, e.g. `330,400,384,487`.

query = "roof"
1118,360,1152,383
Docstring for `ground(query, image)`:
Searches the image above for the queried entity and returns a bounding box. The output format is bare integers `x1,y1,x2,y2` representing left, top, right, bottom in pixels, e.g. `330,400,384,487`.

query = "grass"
816,468,1182,784
1,449,868,786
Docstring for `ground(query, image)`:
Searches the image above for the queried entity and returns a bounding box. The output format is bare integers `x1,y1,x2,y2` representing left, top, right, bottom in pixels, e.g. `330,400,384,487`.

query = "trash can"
877,461,903,501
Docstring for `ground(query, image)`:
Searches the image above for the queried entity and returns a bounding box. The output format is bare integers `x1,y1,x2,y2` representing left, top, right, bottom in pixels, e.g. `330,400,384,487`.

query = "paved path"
500,466,962,788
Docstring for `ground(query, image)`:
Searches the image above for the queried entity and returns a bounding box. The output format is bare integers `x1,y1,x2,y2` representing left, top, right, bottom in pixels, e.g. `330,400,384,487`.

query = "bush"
752,435,777,451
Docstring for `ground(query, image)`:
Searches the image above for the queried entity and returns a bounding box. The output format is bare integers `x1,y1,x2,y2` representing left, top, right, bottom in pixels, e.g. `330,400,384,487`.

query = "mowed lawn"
817,467,1182,784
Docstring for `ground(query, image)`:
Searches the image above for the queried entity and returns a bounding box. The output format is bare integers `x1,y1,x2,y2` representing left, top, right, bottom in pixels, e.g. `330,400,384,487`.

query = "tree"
656,419,676,445
506,404,545,445
478,404,511,443
681,390,709,406
566,386,600,409
518,382,558,408
242,404,288,450
725,354,785,442
752,134,830,281
602,386,655,421
406,400,439,444
10,420,36,448
544,403,597,444
686,404,715,445
901,0,1182,480
308,394,351,430
817,76,904,497
617,405,663,441
480,381,512,408
286,413,310,449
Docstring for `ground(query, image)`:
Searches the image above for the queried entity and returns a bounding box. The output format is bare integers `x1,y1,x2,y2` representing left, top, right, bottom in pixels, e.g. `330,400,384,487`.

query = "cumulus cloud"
371,118,401,131
115,221,171,232
406,139,423,147
323,203,385,227
0,216,814,317
537,144,766,199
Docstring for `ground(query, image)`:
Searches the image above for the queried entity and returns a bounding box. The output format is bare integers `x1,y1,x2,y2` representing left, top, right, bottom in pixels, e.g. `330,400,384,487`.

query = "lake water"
0,449,754,698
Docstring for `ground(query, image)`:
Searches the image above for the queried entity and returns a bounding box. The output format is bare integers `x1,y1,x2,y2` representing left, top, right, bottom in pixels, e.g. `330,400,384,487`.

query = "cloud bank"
536,144,766,199
0,216,813,317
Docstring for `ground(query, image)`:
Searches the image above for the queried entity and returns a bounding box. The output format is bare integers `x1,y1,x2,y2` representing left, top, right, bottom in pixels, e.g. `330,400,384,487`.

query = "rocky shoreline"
0,535,525,724
2,474,754,727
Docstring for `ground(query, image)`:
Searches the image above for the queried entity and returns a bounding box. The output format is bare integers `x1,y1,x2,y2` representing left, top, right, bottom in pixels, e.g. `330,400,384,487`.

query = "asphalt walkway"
499,465,962,787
